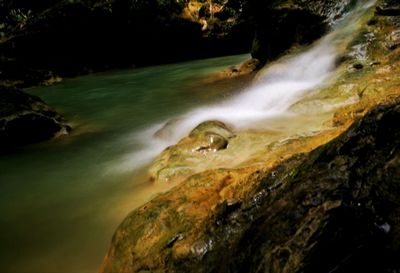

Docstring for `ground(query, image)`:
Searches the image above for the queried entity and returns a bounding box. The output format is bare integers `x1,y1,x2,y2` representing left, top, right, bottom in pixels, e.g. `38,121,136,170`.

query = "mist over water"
117,0,375,173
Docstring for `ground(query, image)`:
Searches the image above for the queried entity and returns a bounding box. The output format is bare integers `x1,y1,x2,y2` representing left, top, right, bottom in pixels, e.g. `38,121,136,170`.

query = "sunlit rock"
101,98,400,273
102,1,400,272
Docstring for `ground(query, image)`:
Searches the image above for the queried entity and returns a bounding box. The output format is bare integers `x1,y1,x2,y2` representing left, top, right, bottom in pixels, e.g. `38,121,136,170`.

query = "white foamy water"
112,0,375,173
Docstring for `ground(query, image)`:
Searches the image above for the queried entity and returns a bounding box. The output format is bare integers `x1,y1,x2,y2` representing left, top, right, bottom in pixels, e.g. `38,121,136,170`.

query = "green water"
0,54,250,273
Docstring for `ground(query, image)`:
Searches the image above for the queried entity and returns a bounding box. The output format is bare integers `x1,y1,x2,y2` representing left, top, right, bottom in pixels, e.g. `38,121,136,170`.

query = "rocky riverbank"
100,1,400,272
0,86,70,152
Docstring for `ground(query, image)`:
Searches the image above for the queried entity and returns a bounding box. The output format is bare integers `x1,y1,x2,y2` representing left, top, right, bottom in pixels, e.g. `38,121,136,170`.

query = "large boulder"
0,87,70,151
100,99,400,273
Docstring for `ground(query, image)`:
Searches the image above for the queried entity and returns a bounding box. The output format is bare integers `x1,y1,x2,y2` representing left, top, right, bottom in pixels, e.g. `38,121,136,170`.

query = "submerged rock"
0,87,70,151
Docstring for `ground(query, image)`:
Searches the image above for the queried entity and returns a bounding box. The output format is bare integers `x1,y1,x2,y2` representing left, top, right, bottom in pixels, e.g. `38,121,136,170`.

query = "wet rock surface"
0,86,70,151
204,101,400,273
101,100,400,273
102,1,400,272
149,120,235,183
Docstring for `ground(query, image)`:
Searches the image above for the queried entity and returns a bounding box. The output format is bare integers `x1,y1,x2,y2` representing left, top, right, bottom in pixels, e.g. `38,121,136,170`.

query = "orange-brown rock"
101,1,400,273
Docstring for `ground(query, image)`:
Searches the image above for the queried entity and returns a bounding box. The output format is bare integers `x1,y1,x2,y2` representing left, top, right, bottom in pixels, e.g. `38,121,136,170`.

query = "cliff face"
101,1,400,272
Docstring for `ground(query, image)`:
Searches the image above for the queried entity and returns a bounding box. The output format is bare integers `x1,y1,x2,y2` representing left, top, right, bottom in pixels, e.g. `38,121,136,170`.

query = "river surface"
0,54,250,273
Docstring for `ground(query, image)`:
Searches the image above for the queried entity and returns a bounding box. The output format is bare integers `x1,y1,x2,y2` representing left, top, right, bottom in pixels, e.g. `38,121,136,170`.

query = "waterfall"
113,0,375,172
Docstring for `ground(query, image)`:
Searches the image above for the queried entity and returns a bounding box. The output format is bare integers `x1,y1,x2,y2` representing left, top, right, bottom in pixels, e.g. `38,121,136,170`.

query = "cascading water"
116,0,376,172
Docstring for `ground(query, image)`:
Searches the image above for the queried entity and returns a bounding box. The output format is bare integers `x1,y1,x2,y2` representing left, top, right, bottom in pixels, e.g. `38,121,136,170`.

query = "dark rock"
0,86,70,151
212,101,400,273
353,62,364,69
251,7,328,64
101,99,400,273
367,17,379,25
376,5,400,16
249,0,354,65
